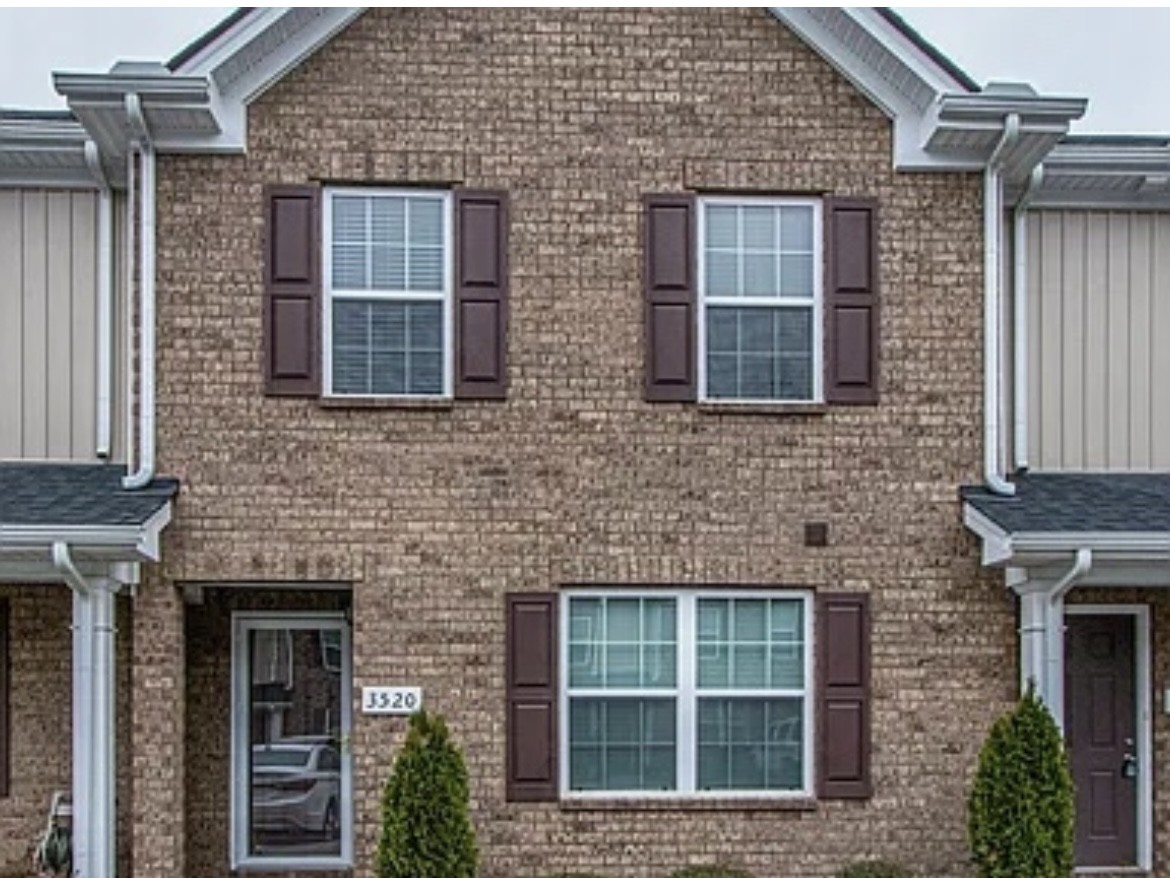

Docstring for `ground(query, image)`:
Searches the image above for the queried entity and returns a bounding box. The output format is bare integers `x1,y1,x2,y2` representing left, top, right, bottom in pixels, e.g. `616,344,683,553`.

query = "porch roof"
963,473,1170,571
0,462,177,527
0,464,177,577
962,473,1170,534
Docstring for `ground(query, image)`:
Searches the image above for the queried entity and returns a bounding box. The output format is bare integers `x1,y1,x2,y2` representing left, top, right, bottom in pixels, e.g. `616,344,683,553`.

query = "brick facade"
142,8,1009,877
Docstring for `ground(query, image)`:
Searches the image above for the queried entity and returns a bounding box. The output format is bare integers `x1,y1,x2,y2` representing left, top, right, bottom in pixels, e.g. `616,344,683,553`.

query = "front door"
1065,614,1138,868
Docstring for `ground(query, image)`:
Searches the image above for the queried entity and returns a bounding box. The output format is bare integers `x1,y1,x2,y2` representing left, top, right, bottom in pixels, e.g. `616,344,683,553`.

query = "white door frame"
1065,604,1152,874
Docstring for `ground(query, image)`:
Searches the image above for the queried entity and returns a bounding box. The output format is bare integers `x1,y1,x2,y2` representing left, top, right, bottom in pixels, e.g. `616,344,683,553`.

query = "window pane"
569,699,677,791
568,597,677,690
332,196,367,244
569,599,603,687
332,244,367,290
331,300,444,396
780,254,814,298
780,206,814,251
705,306,814,402
370,244,406,290
705,251,739,297
743,253,778,297
248,628,345,857
408,198,443,248
698,598,805,690
697,698,803,791
371,197,405,245
742,206,775,251
706,206,737,248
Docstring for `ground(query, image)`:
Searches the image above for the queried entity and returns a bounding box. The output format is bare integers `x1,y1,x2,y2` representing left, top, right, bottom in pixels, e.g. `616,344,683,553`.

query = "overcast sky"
1,8,1168,135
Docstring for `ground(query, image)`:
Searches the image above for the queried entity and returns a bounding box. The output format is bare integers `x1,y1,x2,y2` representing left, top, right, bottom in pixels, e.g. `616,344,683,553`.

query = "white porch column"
71,589,93,878
1017,587,1050,698
70,578,117,878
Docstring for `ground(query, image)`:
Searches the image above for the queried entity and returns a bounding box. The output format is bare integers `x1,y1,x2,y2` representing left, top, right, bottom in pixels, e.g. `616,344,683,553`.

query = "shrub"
670,868,754,878
838,861,914,878
376,710,478,878
968,688,1074,878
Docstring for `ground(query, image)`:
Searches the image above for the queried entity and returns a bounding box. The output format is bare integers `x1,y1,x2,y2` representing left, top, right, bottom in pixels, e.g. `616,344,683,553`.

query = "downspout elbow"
983,114,1021,497
52,542,89,595
1052,547,1093,602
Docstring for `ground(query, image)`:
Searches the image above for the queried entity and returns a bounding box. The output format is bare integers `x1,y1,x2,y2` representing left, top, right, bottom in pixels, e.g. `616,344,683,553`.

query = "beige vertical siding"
0,189,125,461
1027,209,1170,470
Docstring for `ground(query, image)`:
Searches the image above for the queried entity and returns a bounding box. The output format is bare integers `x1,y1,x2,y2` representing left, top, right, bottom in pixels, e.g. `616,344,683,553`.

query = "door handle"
1121,753,1138,780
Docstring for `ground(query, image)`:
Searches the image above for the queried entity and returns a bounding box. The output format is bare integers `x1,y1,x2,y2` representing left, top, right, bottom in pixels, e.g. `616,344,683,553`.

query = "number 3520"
361,686,423,715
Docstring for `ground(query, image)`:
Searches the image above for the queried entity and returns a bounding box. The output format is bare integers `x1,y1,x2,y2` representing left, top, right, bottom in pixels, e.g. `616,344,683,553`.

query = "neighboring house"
0,8,1164,878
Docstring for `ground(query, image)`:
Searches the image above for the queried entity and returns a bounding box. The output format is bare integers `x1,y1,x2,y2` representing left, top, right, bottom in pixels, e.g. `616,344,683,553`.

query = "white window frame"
696,196,824,404
322,187,454,399
559,589,815,800
230,612,353,872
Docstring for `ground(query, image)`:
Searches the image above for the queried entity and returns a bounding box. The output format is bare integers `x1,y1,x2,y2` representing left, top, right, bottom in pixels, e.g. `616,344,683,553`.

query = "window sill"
697,402,829,417
559,796,817,813
319,396,454,411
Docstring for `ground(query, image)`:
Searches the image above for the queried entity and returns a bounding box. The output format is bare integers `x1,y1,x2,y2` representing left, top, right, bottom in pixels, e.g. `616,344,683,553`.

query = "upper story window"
323,189,452,398
698,198,823,403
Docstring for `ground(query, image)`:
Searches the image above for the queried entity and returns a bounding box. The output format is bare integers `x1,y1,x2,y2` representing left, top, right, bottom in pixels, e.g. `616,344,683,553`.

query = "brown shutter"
817,591,872,799
505,593,558,801
644,194,696,402
455,190,509,400
825,197,879,405
0,600,8,797
263,185,321,397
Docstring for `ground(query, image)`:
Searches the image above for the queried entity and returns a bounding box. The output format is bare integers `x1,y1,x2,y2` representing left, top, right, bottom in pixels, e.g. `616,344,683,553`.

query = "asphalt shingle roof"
0,463,178,528
962,473,1170,534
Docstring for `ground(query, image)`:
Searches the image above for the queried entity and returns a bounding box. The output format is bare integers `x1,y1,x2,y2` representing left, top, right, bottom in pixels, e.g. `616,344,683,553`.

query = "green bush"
968,688,1074,878
670,868,754,878
838,861,914,878
376,710,478,878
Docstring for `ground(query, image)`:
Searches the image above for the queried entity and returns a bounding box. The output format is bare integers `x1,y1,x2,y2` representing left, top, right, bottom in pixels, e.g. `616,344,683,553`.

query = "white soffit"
1029,138,1170,210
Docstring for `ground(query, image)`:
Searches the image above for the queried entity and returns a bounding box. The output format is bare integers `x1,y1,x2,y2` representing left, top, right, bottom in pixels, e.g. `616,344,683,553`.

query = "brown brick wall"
149,8,1008,878
0,587,71,875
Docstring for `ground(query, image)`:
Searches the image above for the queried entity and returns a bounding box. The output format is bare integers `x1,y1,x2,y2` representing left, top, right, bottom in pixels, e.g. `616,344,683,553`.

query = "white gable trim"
45,7,1088,177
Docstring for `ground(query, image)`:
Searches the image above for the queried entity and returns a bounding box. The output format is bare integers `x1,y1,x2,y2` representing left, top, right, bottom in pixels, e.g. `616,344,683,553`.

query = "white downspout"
1012,165,1044,473
84,142,114,460
123,93,157,490
124,142,136,474
983,113,1020,496
52,543,92,878
52,543,118,878
1045,547,1093,730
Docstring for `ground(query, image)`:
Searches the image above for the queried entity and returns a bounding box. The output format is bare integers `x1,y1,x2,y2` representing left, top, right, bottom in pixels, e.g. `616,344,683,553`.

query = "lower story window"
562,591,812,797
231,614,352,870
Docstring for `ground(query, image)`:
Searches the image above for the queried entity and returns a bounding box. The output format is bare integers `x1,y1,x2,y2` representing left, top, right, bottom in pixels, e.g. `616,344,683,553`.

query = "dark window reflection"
248,628,343,857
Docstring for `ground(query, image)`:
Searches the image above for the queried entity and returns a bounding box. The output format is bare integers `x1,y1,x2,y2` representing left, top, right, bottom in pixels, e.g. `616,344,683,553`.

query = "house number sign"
361,686,423,715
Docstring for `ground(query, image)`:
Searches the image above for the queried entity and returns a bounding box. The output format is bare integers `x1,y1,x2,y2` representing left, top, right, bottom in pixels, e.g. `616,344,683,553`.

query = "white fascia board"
962,505,1014,566
227,8,367,105
0,501,173,562
54,73,212,105
964,502,1170,567
171,8,284,77
844,8,972,96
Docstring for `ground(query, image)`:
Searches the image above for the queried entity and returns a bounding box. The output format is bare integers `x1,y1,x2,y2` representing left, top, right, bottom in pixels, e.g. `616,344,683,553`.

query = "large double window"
698,197,823,403
562,591,812,798
323,189,452,398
